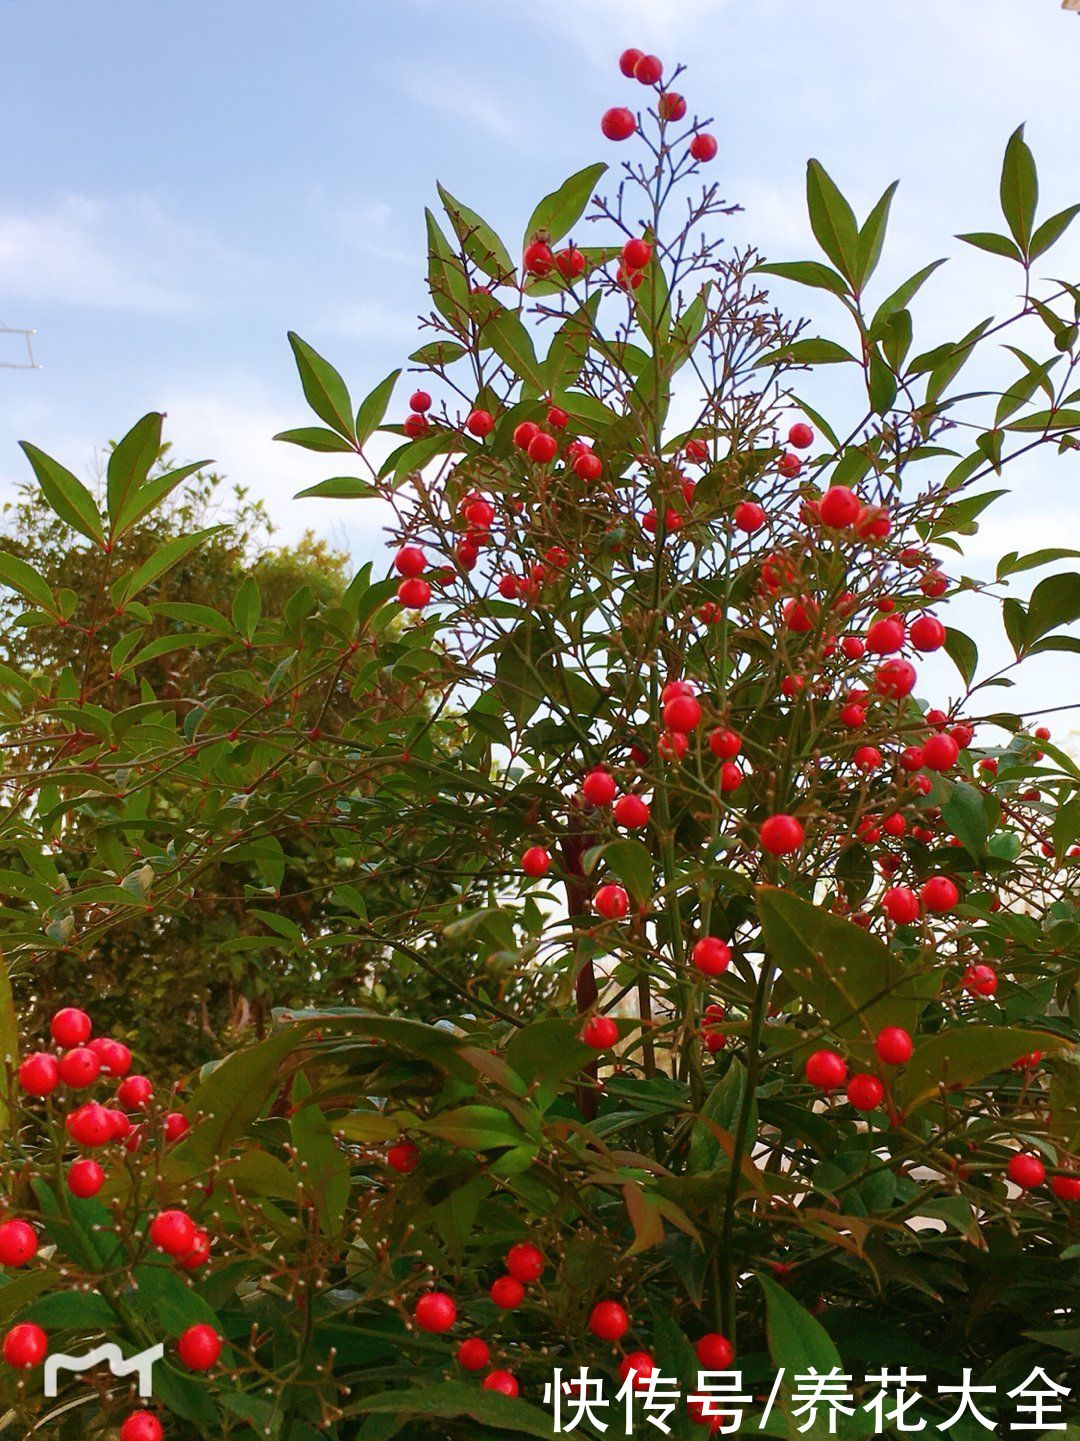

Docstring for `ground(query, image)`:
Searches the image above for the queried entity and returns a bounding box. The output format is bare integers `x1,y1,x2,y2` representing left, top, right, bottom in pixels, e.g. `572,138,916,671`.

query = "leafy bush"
0,50,1077,1441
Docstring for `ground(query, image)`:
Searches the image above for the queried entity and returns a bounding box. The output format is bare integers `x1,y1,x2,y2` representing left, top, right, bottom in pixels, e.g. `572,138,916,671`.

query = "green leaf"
19,441,105,546
525,161,606,247
870,259,946,333
1030,203,1080,260
758,338,856,367
291,1098,350,1238
483,308,544,390
957,231,1024,262
112,460,209,536
943,626,978,686
1006,407,1080,432
112,527,224,606
898,1026,1067,1114
940,779,995,858
346,1382,555,1436
295,476,380,500
0,947,16,1136
437,183,515,283
1025,571,1080,645
356,368,401,446
856,179,898,287
231,576,261,641
0,552,56,613
163,1023,315,1178
868,346,897,414
287,331,356,441
760,1273,843,1441
753,260,849,297
582,838,653,903
1000,124,1039,252
756,886,936,1053
425,208,471,329
805,159,860,283
997,547,1080,580
273,426,358,453
105,412,163,524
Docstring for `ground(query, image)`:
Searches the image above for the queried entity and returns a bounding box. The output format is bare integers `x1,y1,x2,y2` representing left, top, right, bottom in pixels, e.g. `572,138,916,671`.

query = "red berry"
457,1337,491,1371
0,1221,37,1268
920,876,959,913
483,1370,519,1397
689,132,718,162
414,1292,456,1334
818,486,861,528
150,1210,197,1259
574,451,603,481
909,615,945,652
882,887,920,925
601,107,636,141
842,636,866,660
66,1102,114,1148
582,769,617,806
1050,1173,1080,1201
692,937,731,977
528,431,558,464
854,745,883,772
180,1228,211,1271
921,733,959,771
695,1333,733,1369
962,963,997,997
402,412,429,438
613,794,650,829
658,91,686,120
920,569,948,598
719,761,744,792
805,1049,847,1091
620,1351,656,1389
873,659,917,699
490,1275,525,1310
51,1007,92,1047
782,597,816,632
866,617,905,655
709,728,742,759
409,390,431,413
67,1158,105,1198
1007,1153,1046,1190
117,1074,153,1109
163,1111,189,1143
875,1027,913,1066
513,421,539,451
846,1073,885,1112
557,246,586,281
506,1242,544,1284
760,814,805,856
778,451,802,478
663,694,702,732
394,546,426,578
594,884,629,920
18,1052,60,1096
59,1046,101,1089
622,237,652,270
521,846,551,878
88,1037,132,1075
523,241,553,277
618,47,644,77
3,1323,47,1368
120,1413,163,1441
466,409,494,437
633,53,663,84
788,422,814,449
733,500,765,533
1034,725,1051,741
177,1323,221,1370
582,1016,619,1050
588,1299,629,1342
397,577,432,609
839,703,866,729
387,1140,420,1174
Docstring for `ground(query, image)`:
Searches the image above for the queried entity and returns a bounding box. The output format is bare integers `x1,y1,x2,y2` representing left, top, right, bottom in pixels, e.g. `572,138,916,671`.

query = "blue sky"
2,0,1079,725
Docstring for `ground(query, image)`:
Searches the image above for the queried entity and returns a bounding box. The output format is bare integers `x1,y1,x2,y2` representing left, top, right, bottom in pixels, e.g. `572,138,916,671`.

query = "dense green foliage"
0,59,1076,1441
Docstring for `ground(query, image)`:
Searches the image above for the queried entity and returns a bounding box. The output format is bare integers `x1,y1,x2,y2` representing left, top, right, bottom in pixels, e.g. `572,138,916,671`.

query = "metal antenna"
0,324,39,370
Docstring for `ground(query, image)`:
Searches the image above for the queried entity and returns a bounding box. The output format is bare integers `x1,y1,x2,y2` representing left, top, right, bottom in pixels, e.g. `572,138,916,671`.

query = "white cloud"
396,64,525,142
0,194,225,314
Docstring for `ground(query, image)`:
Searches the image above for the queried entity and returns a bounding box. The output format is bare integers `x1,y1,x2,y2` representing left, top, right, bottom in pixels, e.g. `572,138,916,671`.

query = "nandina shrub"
0,47,1078,1441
